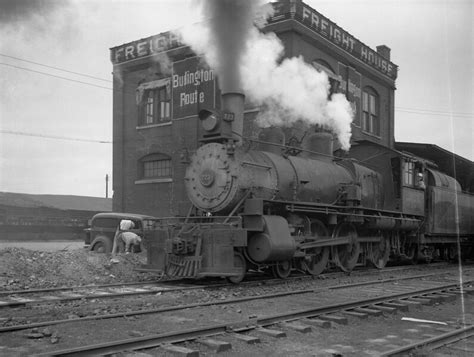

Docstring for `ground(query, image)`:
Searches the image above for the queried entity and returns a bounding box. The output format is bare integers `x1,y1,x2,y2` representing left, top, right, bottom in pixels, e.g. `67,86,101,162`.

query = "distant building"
0,192,112,241
110,0,398,217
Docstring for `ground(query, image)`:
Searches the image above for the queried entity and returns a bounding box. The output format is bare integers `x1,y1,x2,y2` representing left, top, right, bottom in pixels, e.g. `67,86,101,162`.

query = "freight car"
142,93,474,283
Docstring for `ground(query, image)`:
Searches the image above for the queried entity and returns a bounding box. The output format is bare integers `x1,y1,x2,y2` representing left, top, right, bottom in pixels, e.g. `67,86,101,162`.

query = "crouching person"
117,232,142,254
110,219,142,262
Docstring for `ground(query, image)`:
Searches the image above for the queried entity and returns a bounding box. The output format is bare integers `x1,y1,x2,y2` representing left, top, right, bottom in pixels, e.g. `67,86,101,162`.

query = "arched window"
312,60,340,96
139,153,172,180
362,87,379,136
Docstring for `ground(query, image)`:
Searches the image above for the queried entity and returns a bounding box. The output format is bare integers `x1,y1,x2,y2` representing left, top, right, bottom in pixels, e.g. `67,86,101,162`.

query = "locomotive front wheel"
227,251,247,284
272,260,292,279
332,223,360,272
304,220,330,276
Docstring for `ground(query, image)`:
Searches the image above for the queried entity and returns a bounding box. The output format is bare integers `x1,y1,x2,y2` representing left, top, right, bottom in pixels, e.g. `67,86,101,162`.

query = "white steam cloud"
179,0,353,150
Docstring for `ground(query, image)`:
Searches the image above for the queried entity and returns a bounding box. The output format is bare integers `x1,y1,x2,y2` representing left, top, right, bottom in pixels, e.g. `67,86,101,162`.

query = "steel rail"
1,266,463,332
0,288,314,333
2,261,453,302
0,279,173,296
36,280,472,356
380,325,474,356
0,270,454,333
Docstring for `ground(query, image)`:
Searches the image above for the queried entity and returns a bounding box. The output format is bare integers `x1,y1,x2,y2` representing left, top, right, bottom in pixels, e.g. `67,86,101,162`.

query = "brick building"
110,0,398,217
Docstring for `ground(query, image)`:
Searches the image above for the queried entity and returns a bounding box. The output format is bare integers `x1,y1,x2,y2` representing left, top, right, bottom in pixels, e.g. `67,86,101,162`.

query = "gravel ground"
0,247,472,356
0,247,155,290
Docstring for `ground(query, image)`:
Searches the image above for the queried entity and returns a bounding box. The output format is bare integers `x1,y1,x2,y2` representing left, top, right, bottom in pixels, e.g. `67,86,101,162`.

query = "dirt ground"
0,247,154,290
1,247,473,356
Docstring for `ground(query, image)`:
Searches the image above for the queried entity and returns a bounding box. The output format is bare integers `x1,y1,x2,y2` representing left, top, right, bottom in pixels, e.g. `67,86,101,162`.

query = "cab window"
402,161,415,187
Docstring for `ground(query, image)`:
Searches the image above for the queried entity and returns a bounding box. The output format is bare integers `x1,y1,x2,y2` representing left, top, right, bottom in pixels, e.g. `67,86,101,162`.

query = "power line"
0,62,114,91
395,107,472,118
0,53,112,83
2,54,472,119
0,130,112,144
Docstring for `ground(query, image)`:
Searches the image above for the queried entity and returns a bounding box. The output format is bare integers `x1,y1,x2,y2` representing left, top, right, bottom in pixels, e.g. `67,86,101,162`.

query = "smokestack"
221,92,245,144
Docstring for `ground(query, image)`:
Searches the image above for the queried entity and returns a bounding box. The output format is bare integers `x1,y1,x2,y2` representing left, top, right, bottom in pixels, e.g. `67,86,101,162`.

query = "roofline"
395,141,473,164
92,212,156,219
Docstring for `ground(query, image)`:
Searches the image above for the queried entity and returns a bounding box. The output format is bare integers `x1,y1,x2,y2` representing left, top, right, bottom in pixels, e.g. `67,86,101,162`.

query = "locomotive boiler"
143,92,474,283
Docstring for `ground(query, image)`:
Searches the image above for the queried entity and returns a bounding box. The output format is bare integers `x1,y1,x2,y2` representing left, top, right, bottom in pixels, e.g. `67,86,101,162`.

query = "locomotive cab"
391,155,427,217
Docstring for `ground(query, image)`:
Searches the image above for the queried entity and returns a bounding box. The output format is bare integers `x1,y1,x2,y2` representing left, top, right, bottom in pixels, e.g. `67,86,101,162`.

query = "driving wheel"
303,220,330,276
332,222,360,272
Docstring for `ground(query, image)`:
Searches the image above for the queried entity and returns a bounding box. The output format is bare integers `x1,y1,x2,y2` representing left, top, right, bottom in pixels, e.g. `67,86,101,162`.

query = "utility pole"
105,174,109,198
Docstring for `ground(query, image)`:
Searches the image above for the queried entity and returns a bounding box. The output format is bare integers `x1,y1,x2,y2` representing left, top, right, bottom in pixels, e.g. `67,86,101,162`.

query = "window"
312,60,340,98
362,88,379,135
92,218,121,229
141,87,170,125
139,153,172,180
137,78,171,126
143,159,171,178
402,160,415,186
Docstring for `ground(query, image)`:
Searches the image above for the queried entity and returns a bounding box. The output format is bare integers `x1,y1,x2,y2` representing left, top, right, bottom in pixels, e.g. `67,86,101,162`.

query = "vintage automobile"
84,212,156,253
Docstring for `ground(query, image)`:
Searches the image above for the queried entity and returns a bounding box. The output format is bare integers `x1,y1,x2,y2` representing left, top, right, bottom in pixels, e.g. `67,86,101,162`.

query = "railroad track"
2,270,473,356
0,270,458,333
0,262,457,309
381,326,474,356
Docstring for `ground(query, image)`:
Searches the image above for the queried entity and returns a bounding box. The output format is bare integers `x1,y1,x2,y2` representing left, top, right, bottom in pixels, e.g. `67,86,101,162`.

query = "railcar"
142,93,474,283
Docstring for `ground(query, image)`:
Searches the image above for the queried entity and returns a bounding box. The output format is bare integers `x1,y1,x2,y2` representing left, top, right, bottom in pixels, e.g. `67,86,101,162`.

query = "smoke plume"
179,0,353,150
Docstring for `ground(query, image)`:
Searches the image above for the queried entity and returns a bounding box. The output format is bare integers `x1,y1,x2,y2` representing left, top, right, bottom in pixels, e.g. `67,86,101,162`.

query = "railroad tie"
397,299,423,309
371,304,397,314
463,287,474,295
160,344,199,357
434,292,458,301
342,310,368,319
381,301,410,312
281,321,312,333
428,293,457,302
353,307,383,316
197,338,232,352
302,318,331,328
256,327,286,338
406,297,434,305
318,314,348,325
231,333,261,344
421,293,445,303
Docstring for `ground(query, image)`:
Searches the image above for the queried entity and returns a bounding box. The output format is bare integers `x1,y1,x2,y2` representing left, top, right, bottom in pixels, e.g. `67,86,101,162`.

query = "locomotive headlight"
199,109,220,132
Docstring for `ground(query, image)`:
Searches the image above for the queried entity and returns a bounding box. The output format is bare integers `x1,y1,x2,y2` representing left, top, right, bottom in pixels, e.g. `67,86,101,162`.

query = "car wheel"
90,236,113,253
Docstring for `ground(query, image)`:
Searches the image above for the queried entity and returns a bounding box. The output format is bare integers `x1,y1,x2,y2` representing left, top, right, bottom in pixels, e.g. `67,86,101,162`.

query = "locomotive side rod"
298,236,381,250
285,204,421,223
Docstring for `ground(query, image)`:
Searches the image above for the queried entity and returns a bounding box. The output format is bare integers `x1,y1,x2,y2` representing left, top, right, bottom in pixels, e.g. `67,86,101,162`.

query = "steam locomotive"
143,93,474,283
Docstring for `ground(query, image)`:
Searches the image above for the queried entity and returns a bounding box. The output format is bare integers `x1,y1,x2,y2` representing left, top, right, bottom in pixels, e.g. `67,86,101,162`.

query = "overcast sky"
0,0,472,198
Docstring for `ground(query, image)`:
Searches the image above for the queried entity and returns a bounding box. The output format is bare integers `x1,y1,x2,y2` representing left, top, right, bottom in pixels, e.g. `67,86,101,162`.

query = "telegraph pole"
105,174,109,198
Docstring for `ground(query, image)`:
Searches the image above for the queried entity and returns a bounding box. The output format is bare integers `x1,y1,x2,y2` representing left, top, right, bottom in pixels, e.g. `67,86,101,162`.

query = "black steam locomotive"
143,93,474,283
